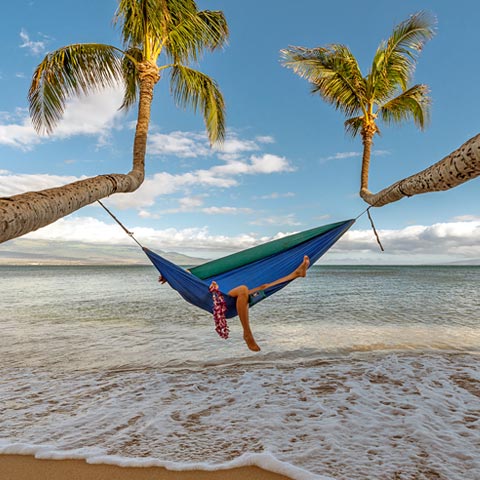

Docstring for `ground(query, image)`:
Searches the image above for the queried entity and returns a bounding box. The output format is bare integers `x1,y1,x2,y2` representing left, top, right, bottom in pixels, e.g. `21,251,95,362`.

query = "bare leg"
227,256,310,352
249,255,310,294
227,285,261,352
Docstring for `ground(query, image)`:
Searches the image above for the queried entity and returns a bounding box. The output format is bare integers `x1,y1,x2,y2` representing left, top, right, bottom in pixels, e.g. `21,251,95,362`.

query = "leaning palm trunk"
360,133,480,207
0,173,141,243
0,68,158,244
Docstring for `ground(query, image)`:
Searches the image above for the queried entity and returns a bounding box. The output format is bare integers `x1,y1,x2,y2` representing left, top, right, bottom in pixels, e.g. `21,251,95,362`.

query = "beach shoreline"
0,454,293,480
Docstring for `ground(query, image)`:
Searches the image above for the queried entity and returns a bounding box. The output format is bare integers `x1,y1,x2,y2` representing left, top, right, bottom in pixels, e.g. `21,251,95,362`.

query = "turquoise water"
1,265,479,479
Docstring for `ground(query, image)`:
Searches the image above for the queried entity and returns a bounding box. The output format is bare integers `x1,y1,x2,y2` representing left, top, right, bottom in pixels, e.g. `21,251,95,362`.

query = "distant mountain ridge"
1,239,478,267
0,239,208,266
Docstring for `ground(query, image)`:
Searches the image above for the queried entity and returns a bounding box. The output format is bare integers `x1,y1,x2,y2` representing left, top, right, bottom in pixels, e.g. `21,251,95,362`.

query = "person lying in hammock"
159,255,310,352
223,254,310,352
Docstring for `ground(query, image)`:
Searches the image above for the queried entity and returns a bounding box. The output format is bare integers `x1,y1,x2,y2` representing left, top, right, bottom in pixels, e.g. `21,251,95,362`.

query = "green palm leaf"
114,0,170,51
344,116,364,138
377,84,431,129
120,47,143,110
166,9,228,63
369,11,436,101
170,65,225,144
281,45,366,118
29,44,124,134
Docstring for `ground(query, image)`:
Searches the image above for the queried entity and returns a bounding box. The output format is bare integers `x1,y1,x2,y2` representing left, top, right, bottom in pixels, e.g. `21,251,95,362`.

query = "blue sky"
0,0,479,264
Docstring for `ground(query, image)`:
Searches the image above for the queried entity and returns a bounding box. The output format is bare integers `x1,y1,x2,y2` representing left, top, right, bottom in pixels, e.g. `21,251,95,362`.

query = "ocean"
1,264,479,480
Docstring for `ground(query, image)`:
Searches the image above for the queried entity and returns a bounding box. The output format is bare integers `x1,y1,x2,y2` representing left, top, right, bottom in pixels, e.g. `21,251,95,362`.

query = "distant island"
0,239,208,266
1,238,479,267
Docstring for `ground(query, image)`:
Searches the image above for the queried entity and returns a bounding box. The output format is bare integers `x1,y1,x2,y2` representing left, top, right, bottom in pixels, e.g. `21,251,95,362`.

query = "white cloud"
320,149,390,163
322,151,360,162
138,209,158,219
22,216,267,253
108,153,294,209
139,198,254,217
8,217,480,263
329,220,480,263
1,123,293,209
202,206,254,215
0,172,85,197
374,150,391,157
148,131,210,158
53,87,125,141
147,131,273,160
255,135,275,144
156,195,208,214
106,173,181,209
179,196,205,209
250,154,294,173
453,214,480,222
250,214,301,227
255,192,295,200
19,29,48,55
0,116,42,150
0,87,124,150
214,136,260,161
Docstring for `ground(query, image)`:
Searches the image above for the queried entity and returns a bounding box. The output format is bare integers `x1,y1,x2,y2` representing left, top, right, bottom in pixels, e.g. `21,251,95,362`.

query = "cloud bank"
10,217,480,264
0,88,124,150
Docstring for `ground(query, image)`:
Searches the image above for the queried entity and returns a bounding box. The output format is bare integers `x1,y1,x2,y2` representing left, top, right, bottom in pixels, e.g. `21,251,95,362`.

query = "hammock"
143,218,354,320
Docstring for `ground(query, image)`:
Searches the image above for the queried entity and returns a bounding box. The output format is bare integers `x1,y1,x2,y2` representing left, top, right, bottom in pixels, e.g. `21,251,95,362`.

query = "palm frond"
29,44,124,134
344,116,364,138
377,84,431,129
115,0,168,50
120,47,143,110
281,45,366,118
166,9,228,63
114,0,227,64
369,11,435,100
170,65,225,144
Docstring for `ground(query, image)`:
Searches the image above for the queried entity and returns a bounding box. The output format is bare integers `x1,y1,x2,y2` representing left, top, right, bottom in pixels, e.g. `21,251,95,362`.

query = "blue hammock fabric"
144,219,354,319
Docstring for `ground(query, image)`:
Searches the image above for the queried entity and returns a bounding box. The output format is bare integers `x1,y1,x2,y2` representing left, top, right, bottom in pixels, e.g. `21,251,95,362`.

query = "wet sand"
0,454,293,480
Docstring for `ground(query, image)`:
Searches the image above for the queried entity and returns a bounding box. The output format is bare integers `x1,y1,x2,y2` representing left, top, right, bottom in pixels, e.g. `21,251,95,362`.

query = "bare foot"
244,333,261,352
296,255,310,278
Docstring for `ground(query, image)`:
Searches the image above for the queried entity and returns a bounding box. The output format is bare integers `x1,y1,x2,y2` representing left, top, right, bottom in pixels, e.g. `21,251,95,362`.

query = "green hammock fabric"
189,220,349,280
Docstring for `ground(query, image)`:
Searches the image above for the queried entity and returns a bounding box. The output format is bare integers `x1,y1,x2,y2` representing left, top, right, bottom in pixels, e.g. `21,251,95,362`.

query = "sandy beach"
0,455,292,480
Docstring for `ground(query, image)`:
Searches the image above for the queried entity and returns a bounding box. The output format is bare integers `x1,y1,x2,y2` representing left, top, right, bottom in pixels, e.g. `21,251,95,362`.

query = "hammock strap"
97,200,144,249
367,207,384,252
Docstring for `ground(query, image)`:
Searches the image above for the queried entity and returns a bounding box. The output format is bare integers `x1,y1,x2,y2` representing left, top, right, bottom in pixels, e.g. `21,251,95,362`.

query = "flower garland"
209,281,229,339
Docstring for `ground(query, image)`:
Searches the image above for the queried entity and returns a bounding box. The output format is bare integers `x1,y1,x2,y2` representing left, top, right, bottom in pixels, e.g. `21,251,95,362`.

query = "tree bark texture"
360,124,376,192
0,172,143,244
0,62,160,245
360,133,480,207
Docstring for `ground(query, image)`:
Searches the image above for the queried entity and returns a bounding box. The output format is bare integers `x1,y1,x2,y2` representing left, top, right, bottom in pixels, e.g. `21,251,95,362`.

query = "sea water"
0,265,479,480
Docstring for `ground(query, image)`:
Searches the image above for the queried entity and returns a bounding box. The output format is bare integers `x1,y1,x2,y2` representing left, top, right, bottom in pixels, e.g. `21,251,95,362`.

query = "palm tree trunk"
0,62,160,245
360,133,480,207
360,124,376,196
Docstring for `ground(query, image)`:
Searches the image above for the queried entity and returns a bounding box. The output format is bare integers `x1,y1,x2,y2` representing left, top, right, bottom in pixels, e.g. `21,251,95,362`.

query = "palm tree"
0,0,228,244
281,11,480,207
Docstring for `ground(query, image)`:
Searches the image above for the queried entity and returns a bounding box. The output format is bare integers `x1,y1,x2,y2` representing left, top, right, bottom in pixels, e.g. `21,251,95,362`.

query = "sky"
0,0,479,265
